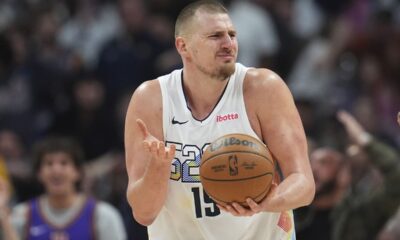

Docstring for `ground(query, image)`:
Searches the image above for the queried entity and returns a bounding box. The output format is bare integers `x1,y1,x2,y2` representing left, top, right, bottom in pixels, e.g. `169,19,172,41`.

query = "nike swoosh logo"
172,117,188,125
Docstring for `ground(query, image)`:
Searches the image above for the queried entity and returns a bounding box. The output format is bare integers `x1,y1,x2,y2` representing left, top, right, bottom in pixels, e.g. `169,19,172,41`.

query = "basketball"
200,133,275,207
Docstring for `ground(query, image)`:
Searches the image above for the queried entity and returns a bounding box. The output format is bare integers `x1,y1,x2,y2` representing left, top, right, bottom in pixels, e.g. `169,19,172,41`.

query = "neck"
46,192,79,209
182,68,230,120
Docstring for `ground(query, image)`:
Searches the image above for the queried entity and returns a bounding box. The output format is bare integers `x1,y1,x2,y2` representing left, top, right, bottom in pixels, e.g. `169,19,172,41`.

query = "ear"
175,36,188,56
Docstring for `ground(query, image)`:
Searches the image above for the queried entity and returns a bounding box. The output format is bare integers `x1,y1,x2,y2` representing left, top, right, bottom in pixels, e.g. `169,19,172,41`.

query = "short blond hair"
174,0,228,37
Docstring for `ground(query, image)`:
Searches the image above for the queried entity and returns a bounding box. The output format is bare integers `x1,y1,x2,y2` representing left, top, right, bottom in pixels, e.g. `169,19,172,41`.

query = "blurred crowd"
0,0,399,239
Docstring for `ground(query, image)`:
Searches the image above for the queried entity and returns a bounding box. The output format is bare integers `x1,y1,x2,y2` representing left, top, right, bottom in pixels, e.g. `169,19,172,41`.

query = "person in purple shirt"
0,137,126,240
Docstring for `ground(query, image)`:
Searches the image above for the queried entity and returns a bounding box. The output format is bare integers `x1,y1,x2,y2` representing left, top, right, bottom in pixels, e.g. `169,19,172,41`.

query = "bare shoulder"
244,68,292,108
244,68,287,94
131,79,162,107
126,79,163,140
128,79,162,118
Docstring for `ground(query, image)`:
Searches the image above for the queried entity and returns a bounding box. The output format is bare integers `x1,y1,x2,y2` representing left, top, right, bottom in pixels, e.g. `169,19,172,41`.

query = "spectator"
58,0,120,69
97,0,175,108
0,137,126,240
0,32,34,143
331,110,400,240
28,10,81,134
297,110,400,240
50,75,118,160
228,0,280,67
295,147,348,240
376,112,400,240
0,129,35,202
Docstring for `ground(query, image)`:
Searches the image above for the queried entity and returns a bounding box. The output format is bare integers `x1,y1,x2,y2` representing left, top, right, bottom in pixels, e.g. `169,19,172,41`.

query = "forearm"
365,139,400,196
266,173,315,212
0,208,19,240
127,162,171,226
364,139,399,173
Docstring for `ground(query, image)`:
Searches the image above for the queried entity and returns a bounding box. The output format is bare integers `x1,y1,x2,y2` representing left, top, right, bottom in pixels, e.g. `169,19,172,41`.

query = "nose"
221,34,235,49
50,162,64,173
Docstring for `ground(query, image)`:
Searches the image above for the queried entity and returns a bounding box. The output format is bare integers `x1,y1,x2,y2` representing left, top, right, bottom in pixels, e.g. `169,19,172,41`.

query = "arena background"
0,0,399,239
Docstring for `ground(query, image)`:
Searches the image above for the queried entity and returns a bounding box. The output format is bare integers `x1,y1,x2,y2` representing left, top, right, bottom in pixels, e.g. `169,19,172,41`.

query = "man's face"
38,152,80,196
311,149,342,195
184,10,238,80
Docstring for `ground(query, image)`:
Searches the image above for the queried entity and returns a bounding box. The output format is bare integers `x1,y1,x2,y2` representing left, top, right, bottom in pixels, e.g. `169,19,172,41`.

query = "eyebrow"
206,29,237,36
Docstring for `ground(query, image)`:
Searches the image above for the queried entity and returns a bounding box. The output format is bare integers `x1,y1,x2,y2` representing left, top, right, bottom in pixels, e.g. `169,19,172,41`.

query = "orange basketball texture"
200,133,275,207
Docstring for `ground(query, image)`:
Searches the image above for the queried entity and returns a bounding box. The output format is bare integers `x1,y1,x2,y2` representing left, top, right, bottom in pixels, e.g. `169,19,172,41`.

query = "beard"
196,61,236,81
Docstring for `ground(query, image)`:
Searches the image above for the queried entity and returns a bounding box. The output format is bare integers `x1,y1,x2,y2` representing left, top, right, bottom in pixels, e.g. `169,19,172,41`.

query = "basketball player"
124,1,315,239
0,137,126,240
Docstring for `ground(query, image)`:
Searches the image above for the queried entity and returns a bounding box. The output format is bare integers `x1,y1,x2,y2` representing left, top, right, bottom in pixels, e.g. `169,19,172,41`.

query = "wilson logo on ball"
209,136,259,152
200,133,275,207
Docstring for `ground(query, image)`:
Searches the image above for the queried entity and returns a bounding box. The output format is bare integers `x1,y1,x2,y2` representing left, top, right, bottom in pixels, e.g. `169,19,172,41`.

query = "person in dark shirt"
331,111,400,240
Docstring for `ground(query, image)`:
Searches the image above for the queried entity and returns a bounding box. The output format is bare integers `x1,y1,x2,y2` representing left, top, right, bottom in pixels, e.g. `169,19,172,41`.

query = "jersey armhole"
238,65,260,142
158,77,170,139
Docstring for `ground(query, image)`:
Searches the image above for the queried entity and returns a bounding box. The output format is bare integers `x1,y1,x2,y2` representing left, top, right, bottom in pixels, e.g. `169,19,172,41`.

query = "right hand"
136,119,176,166
337,110,371,146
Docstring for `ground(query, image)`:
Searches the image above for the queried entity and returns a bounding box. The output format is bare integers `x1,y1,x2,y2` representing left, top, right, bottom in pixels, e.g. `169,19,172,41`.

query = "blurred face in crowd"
119,0,146,32
38,152,80,197
0,130,24,160
36,13,59,44
177,9,238,80
74,79,105,111
311,148,343,196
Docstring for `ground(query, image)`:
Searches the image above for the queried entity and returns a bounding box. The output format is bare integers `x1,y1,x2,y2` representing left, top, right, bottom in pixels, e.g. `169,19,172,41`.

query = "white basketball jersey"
149,63,295,240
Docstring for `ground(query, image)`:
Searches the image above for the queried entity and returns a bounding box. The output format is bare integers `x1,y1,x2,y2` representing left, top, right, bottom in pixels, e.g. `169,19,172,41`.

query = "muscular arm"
221,69,315,215
255,69,315,211
219,69,314,215
124,80,175,226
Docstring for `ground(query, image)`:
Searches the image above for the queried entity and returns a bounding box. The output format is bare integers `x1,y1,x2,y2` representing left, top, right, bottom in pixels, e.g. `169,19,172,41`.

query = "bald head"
175,0,228,37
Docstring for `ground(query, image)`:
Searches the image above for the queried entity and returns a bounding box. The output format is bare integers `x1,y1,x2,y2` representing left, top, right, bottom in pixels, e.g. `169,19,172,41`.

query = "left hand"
217,182,279,217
